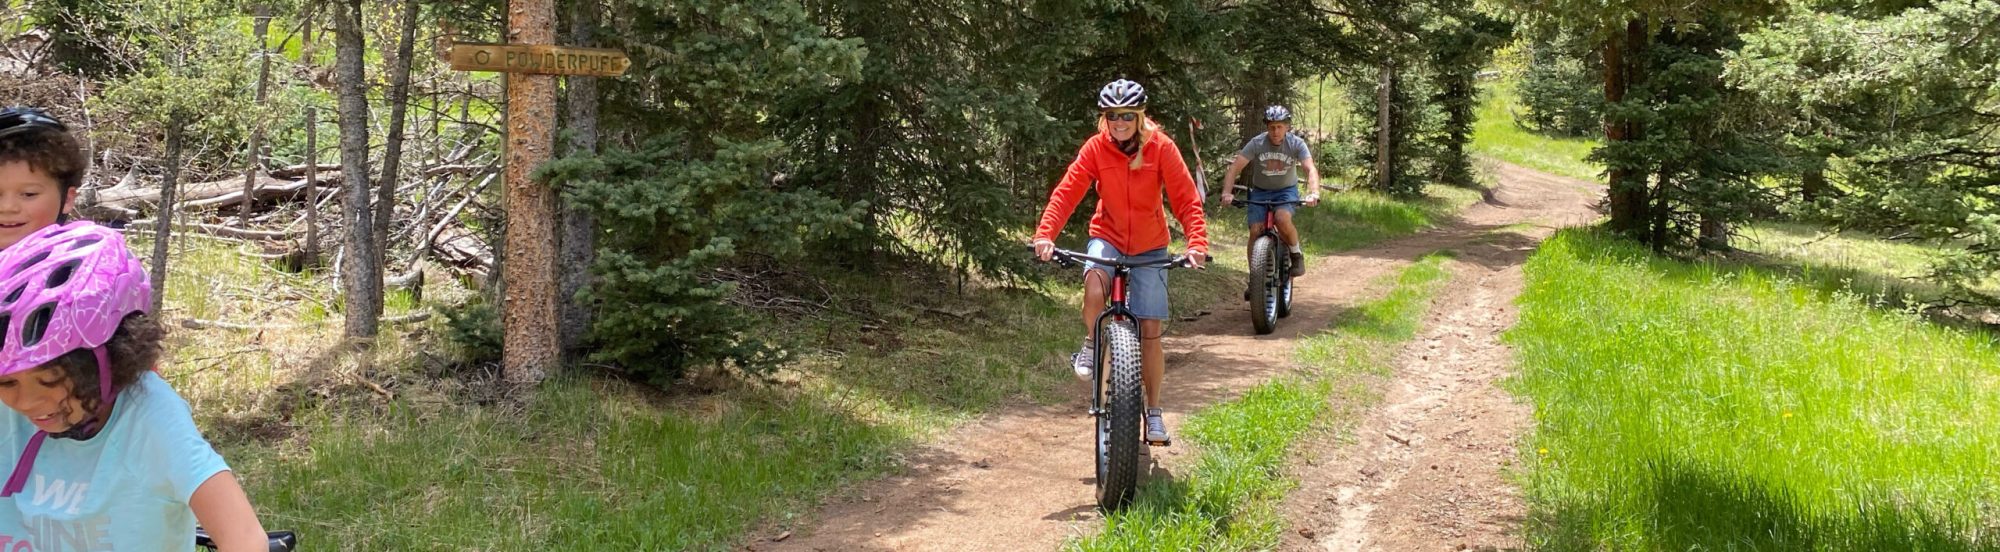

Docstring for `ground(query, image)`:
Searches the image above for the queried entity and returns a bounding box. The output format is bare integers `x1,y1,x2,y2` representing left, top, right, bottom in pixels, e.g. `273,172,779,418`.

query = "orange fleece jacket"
1034,123,1209,255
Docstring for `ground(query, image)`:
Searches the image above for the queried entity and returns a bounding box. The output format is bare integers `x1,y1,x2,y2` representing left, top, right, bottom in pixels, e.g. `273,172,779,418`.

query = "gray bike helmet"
1098,79,1147,109
1263,105,1292,122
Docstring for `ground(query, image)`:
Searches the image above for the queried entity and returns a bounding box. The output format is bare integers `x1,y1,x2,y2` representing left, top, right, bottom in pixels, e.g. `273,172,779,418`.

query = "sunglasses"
0,107,66,140
1103,111,1143,122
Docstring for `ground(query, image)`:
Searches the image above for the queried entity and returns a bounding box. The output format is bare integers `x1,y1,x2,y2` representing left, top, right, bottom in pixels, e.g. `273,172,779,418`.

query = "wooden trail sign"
448,42,630,76
444,19,630,385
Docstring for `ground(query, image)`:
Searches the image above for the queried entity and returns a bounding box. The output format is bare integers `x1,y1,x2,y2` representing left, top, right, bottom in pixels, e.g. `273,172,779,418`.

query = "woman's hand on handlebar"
1185,249,1208,270
1033,239,1055,262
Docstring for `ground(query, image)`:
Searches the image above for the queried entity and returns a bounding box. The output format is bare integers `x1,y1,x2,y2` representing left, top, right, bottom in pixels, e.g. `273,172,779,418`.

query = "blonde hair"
1097,112,1152,170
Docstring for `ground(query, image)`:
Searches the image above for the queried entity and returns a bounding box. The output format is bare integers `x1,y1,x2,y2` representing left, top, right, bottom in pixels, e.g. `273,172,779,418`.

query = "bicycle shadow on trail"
1332,221,1553,271
1041,460,1183,522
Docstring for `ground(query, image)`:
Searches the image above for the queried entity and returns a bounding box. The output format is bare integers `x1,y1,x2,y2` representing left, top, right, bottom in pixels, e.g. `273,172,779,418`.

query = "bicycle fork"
1087,271,1167,447
1087,270,1127,419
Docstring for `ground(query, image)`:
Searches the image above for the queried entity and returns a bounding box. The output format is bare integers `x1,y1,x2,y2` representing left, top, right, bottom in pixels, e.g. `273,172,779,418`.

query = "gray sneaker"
1071,340,1095,381
1145,407,1171,445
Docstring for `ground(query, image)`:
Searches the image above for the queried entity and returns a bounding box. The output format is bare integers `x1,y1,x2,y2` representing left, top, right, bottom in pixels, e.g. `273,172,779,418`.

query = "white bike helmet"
1098,79,1147,109
1263,105,1292,122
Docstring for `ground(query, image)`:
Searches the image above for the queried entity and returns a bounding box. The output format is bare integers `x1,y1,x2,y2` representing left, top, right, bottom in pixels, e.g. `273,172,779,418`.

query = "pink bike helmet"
0,221,151,496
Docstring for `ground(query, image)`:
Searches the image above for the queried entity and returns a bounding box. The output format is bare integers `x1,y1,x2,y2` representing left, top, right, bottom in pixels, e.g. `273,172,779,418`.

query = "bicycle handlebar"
1230,199,1306,208
1040,247,1195,270
196,528,296,551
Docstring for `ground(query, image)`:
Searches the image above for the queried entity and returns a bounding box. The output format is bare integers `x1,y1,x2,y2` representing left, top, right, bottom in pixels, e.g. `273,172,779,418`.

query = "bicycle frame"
1236,198,1307,246
1238,198,1305,226
1044,248,1186,417
1087,265,1136,418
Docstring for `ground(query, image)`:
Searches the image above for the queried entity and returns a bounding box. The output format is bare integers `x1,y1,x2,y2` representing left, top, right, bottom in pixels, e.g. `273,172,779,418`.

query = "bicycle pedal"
1145,438,1171,447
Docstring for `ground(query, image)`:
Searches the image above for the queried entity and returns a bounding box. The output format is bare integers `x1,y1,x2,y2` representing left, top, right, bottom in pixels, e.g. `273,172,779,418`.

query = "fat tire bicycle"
1232,198,1306,334
1043,247,1192,511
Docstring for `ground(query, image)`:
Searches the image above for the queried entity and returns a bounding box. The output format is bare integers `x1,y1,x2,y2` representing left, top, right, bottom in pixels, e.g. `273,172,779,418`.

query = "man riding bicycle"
1033,79,1209,446
1220,105,1320,281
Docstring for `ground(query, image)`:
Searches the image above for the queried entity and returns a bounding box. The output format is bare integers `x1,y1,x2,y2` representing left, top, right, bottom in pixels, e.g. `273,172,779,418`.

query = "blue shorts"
1246,186,1300,227
1082,238,1170,321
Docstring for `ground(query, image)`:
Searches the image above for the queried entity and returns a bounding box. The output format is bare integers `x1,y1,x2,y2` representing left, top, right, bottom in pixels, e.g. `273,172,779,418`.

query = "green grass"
186,183,1480,551
1508,229,2000,551
226,379,906,549
1291,188,1483,254
1070,253,1456,551
1471,80,1602,183
1738,223,2000,304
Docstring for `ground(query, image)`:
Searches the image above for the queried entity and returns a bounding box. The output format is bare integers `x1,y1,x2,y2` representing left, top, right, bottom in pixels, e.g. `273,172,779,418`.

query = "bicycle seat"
196,528,297,551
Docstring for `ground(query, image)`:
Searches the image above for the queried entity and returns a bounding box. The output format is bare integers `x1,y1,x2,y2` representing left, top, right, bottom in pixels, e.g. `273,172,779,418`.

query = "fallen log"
76,202,138,222
126,219,297,241
422,163,496,178
269,163,342,179
433,229,492,271
179,310,432,331
182,178,337,212
94,172,342,213
387,263,425,303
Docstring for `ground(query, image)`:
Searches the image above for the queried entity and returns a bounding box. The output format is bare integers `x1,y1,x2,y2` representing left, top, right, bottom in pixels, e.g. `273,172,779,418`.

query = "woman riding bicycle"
1032,79,1209,446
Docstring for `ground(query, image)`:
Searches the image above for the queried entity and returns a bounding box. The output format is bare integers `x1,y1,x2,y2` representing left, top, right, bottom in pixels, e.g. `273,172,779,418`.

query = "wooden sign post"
447,43,630,76
446,5,629,387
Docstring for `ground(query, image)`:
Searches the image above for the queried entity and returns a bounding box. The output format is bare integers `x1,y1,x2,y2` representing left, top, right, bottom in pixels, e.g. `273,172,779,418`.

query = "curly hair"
43,313,164,414
0,119,87,191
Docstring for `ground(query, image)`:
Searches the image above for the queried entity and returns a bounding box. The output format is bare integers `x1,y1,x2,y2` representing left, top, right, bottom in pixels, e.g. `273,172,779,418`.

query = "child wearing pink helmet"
0,222,269,550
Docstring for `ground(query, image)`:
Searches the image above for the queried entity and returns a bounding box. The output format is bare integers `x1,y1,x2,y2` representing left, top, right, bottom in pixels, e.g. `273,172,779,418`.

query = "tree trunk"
1699,215,1730,251
1236,79,1270,142
148,125,184,314
333,0,380,340
301,4,321,267
1441,72,1473,186
372,0,419,315
503,0,560,386
559,0,601,358
1374,61,1394,191
1650,168,1670,252
1603,18,1651,238
240,5,274,225
1802,165,1827,203
304,105,320,268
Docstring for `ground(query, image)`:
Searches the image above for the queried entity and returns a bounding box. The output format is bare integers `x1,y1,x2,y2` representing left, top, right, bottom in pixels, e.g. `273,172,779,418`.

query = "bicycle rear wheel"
1277,257,1296,319
1095,321,1144,510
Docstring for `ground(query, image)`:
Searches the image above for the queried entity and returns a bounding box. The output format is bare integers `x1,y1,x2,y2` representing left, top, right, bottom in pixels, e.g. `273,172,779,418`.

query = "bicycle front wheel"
1096,320,1144,511
1249,235,1279,334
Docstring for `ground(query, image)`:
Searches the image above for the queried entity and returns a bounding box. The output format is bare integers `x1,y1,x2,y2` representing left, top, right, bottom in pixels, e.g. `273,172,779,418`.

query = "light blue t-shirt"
0,372,229,551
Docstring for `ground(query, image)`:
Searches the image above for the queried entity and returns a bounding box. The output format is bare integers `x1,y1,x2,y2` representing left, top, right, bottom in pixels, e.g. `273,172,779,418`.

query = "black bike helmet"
0,107,82,223
0,107,67,140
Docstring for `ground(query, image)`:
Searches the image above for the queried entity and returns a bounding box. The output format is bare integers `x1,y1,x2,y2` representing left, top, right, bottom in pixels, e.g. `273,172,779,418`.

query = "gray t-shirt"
1237,133,1313,191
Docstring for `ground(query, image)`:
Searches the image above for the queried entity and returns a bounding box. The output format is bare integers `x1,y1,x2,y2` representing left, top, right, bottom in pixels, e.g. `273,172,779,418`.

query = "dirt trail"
1282,164,1598,552
759,164,1599,552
